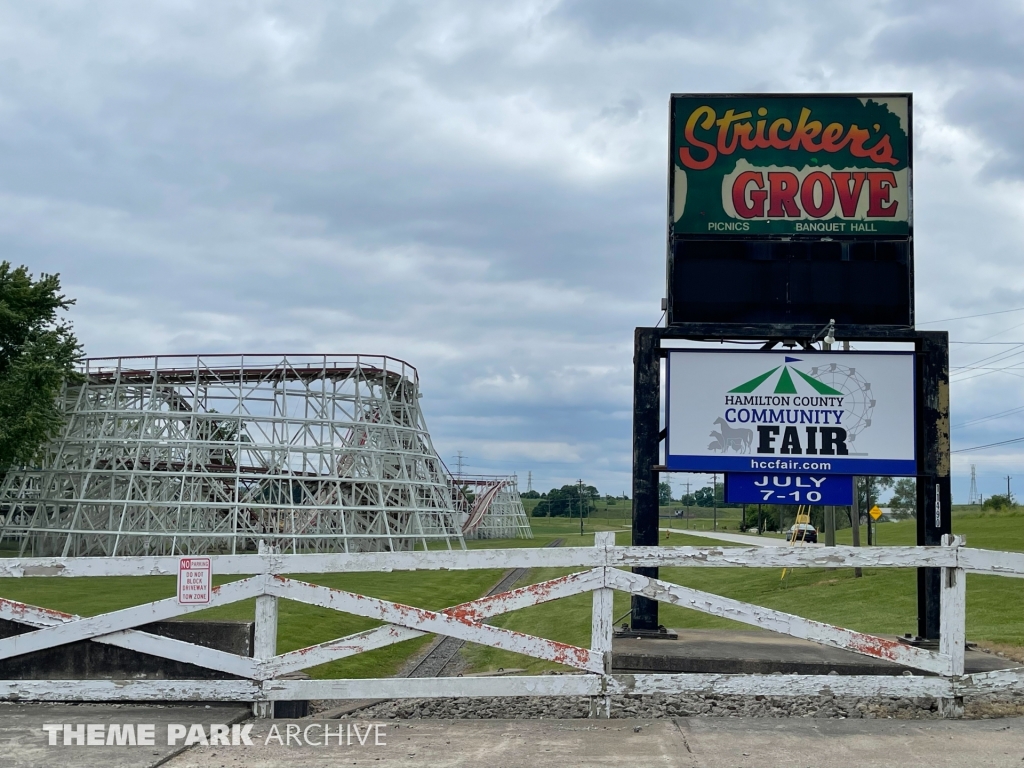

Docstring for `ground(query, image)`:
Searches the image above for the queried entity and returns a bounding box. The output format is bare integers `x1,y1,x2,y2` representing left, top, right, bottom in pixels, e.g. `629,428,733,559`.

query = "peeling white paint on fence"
0,535,1022,718
0,679,259,701
264,577,602,673
960,668,1024,696
607,673,954,699
0,599,260,679
0,577,263,661
958,548,1024,578
0,544,981,579
261,624,425,680
605,569,952,675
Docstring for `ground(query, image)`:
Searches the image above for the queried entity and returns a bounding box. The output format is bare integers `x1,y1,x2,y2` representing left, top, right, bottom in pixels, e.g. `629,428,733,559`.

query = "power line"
952,436,1024,453
918,306,1024,326
953,404,1024,429
952,367,1024,384
950,344,1024,377
952,366,1024,371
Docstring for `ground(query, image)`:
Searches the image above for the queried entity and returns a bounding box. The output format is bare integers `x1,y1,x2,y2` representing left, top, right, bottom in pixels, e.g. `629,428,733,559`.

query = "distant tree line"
529,484,600,518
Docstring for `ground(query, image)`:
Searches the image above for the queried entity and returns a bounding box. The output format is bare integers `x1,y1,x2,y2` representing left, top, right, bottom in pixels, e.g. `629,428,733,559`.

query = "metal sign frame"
630,325,949,641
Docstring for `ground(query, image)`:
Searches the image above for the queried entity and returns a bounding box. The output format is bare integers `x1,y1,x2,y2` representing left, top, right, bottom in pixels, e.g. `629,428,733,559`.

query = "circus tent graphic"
729,357,844,396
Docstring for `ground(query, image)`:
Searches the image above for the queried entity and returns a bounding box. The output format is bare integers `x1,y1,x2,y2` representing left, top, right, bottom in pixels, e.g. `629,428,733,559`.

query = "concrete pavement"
162,717,1024,768
0,702,250,768
5,705,1024,767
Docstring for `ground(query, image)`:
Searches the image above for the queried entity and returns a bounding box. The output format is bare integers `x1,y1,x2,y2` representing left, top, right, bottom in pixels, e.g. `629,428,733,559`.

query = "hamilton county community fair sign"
666,350,916,476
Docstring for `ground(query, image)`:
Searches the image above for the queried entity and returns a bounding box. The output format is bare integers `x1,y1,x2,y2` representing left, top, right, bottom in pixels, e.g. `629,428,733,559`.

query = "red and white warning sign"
177,557,212,604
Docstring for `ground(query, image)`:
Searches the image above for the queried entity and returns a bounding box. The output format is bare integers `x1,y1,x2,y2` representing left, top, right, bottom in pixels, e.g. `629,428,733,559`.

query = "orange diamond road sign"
869,505,883,521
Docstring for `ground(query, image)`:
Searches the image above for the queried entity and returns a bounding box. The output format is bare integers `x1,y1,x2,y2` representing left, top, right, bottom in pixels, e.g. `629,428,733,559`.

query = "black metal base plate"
614,626,679,640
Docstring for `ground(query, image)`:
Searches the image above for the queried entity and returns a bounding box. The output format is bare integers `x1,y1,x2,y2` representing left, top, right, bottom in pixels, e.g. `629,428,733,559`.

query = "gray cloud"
0,1,1022,498
872,0,1024,179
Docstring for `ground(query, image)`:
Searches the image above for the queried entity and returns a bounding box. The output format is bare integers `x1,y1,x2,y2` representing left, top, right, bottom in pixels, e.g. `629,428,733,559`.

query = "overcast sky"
2,1,1023,501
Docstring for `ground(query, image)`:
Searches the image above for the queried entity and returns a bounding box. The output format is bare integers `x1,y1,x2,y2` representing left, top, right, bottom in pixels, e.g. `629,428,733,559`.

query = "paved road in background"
660,528,822,547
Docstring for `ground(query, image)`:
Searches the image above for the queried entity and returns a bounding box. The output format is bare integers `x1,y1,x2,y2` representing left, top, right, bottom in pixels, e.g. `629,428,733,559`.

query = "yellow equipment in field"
781,505,812,580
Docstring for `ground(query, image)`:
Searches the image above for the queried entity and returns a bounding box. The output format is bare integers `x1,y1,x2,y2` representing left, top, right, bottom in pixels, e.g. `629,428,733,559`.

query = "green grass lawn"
523,496,748,532
2,510,1022,678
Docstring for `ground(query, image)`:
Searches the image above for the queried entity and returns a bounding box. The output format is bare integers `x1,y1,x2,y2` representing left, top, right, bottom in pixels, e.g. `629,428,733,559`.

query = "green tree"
536,484,599,518
889,478,917,518
0,263,80,472
858,476,894,515
658,481,673,506
983,494,1014,511
693,486,715,507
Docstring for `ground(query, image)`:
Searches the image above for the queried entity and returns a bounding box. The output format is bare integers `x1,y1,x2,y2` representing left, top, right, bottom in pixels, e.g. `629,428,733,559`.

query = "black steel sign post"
631,93,951,640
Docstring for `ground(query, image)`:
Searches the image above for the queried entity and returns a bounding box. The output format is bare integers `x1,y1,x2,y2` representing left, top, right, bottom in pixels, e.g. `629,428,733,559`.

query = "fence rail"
1,534,1023,718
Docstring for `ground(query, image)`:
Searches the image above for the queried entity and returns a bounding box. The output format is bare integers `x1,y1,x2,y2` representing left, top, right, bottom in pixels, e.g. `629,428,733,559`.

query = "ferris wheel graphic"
808,363,875,451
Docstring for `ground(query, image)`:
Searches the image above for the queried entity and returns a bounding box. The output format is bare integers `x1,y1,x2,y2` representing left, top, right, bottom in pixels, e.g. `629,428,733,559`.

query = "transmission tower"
968,464,980,505
527,471,533,493
454,451,467,477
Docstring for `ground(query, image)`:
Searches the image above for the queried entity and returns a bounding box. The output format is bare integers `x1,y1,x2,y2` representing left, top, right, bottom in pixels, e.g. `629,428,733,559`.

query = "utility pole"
851,477,863,577
684,480,691,529
823,331,837,547
844,341,862,573
713,473,718,531
1007,475,1013,500
578,479,585,536
866,476,874,546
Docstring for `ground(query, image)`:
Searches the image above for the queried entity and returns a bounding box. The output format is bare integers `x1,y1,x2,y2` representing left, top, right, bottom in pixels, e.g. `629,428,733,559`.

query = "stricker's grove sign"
666,350,916,475
670,94,911,236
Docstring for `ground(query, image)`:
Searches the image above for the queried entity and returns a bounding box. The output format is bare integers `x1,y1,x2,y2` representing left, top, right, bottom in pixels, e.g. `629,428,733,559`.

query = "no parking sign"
177,557,211,604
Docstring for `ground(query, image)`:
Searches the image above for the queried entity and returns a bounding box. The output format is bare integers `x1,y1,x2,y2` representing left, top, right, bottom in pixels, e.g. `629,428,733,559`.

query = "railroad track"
404,537,566,679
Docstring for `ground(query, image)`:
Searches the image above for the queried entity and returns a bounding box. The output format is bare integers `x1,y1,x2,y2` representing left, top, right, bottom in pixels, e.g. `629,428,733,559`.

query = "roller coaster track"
404,537,566,678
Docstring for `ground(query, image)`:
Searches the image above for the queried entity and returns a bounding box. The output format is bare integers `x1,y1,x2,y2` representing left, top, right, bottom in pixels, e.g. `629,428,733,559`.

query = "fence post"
254,542,279,718
590,531,615,718
939,534,966,718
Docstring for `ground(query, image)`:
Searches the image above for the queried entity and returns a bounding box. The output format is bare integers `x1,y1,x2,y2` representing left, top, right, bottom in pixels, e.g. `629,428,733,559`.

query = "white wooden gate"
2,533,1023,718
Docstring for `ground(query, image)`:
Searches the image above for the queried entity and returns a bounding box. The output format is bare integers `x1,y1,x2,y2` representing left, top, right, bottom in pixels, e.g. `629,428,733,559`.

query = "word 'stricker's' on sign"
667,94,913,327
666,349,916,476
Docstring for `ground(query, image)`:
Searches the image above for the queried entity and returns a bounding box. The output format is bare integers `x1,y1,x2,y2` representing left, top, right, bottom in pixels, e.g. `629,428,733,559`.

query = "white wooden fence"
1,532,1022,719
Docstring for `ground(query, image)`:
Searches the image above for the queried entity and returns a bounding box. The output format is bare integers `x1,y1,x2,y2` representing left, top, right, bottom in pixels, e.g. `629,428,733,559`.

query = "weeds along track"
404,538,566,679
